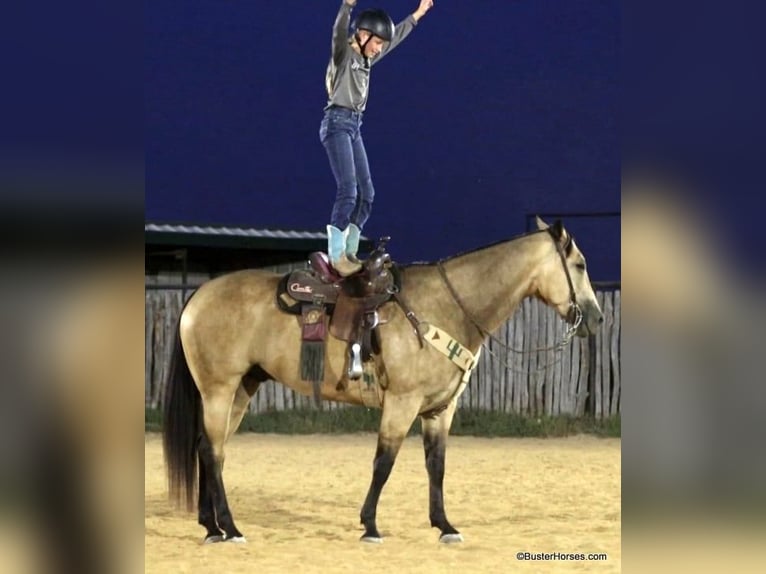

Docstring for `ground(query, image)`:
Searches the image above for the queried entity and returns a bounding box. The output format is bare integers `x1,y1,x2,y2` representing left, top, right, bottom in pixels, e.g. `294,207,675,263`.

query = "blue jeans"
319,106,375,230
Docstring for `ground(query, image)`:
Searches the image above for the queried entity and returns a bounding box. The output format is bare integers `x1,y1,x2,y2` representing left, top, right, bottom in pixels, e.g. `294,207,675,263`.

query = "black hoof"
222,527,245,542
202,534,224,544
360,525,382,544
201,525,224,544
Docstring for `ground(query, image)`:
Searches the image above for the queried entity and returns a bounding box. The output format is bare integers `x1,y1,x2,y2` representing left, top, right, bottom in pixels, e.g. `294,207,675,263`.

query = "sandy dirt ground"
146,433,620,573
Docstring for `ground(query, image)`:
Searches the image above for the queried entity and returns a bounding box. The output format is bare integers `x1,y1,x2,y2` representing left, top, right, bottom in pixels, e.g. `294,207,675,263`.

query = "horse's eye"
575,262,586,271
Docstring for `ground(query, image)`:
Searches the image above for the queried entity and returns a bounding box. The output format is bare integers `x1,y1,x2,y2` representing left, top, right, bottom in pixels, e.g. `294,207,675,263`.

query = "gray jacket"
325,2,417,112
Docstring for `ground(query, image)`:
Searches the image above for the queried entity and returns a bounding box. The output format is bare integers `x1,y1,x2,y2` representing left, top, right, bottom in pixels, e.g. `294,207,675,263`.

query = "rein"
436,228,583,371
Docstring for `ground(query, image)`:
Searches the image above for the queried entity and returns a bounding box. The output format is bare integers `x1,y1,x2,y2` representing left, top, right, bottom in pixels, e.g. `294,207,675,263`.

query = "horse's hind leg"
359,394,421,543
198,380,260,543
225,372,263,441
197,385,246,542
197,443,223,543
198,367,268,543
420,399,462,543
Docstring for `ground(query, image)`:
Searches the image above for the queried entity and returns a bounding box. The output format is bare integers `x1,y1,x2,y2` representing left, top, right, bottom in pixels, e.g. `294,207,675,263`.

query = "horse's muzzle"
576,302,604,336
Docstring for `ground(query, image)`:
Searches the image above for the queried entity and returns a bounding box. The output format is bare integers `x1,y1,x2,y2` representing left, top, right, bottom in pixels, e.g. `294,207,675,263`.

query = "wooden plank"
532,300,544,417
145,292,154,407
610,290,621,416
172,291,185,397
503,315,514,413
573,336,582,416
476,339,486,410
492,323,503,411
156,291,169,410
522,299,532,415
503,318,512,413
601,292,613,418
466,352,475,410
484,331,494,411
156,292,168,409
272,381,281,411
263,381,274,412
480,340,489,410
568,335,580,416
275,380,285,411
149,292,159,407
294,390,305,411
503,320,511,411
576,336,589,416
544,306,555,416
591,332,599,418
285,383,294,411
524,299,537,416
253,381,263,413
484,337,492,411
253,384,262,413
560,323,572,415
150,294,165,410
247,391,257,413
152,291,170,405
552,311,564,416
511,309,524,414
522,300,532,416
592,293,603,419
162,291,183,409
476,341,485,410
264,381,274,412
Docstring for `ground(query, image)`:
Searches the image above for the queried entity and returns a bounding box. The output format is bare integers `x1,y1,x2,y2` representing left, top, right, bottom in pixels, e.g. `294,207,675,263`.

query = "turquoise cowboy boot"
343,223,363,264
327,225,362,276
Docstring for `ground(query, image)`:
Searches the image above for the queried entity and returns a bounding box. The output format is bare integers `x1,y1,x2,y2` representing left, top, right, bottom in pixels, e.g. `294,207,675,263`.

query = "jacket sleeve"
331,2,353,65
372,15,418,65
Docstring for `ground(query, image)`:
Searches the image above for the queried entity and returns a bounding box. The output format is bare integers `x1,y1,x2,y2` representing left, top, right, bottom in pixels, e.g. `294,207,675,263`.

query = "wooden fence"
145,287,620,419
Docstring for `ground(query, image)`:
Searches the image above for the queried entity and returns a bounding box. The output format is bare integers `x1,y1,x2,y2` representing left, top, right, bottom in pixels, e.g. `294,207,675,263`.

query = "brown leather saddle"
276,237,409,397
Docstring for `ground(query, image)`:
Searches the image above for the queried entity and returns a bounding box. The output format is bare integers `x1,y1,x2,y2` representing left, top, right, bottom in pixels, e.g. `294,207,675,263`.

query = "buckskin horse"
162,217,604,544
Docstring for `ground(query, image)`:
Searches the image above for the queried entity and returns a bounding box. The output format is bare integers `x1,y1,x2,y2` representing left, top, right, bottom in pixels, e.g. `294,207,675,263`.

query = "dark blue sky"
146,1,619,280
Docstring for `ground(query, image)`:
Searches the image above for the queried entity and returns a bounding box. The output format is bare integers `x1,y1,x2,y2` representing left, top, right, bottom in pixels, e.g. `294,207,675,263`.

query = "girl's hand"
413,0,434,22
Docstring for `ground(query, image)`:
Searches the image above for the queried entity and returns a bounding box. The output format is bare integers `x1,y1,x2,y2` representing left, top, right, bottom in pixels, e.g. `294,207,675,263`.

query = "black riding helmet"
354,9,395,52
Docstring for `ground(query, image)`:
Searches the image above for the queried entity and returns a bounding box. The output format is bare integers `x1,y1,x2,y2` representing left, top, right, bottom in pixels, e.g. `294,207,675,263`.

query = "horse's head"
533,216,604,336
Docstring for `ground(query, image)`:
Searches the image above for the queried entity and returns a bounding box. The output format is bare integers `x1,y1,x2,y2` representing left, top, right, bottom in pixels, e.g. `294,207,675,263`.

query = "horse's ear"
549,219,565,242
535,215,549,230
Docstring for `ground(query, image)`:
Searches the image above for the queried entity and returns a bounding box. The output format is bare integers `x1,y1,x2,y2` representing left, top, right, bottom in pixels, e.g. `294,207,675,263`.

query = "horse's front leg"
359,393,421,543
421,399,463,543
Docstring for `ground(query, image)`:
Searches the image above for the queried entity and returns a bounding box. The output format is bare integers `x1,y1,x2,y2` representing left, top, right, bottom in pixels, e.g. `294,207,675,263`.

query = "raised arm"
412,0,434,23
374,0,434,64
331,0,356,64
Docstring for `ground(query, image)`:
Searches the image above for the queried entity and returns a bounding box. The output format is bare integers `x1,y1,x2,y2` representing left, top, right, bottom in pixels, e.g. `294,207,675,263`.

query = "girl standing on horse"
321,0,434,276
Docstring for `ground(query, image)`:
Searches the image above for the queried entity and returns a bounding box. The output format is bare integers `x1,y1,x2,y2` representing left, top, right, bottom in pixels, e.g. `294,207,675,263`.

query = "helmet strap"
355,32,372,68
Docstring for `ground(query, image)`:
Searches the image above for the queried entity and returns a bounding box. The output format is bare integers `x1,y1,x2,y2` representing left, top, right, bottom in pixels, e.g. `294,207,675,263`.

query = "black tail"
162,314,201,511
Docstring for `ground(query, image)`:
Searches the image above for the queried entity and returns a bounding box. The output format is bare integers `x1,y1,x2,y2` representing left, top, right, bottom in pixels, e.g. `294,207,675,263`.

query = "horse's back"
181,269,283,345
189,269,280,308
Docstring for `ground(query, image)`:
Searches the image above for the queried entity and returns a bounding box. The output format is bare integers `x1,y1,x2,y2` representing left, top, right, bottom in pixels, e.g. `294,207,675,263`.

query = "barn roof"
145,221,339,252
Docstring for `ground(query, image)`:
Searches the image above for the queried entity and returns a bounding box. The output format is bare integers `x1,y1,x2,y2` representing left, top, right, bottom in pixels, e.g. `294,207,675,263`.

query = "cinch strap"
421,323,481,384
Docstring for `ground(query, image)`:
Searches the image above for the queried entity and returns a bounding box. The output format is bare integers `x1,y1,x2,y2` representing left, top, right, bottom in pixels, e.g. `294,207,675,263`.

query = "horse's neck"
440,232,548,345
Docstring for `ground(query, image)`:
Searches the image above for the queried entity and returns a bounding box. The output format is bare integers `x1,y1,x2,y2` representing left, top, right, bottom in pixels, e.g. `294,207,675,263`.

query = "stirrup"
347,343,363,379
